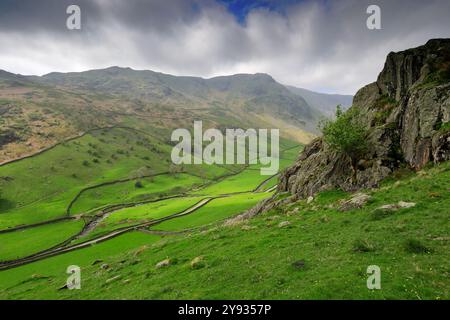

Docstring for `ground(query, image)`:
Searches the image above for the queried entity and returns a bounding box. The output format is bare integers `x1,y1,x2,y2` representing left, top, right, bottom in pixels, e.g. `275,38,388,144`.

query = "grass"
4,124,448,300
191,146,302,196
0,128,171,228
82,196,206,240
439,121,450,133
192,169,269,195
0,160,448,299
155,192,273,231
0,219,85,261
0,232,160,298
0,127,238,229
70,173,204,215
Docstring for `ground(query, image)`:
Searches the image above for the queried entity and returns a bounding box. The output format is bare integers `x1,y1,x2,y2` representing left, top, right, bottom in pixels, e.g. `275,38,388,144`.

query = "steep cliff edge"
278,39,450,200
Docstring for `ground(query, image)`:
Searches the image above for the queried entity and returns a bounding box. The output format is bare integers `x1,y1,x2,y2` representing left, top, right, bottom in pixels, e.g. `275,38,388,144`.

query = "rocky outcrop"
279,39,450,200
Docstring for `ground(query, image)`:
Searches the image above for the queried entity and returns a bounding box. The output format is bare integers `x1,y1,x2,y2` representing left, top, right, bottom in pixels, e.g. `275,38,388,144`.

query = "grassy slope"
0,128,170,228
82,196,206,240
70,173,204,215
0,219,85,261
0,127,234,229
192,170,269,195
0,161,448,299
0,163,450,299
0,232,161,298
154,192,272,231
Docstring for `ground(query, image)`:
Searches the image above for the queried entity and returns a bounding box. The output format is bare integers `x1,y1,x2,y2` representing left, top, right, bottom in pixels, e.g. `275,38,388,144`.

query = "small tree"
320,106,369,183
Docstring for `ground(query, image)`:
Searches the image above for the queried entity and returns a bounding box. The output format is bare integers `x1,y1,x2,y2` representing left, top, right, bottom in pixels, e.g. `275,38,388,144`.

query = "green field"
0,125,300,299
83,196,206,239
0,128,171,228
4,123,447,300
0,232,161,298
69,173,204,215
0,219,85,261
0,161,448,299
154,192,272,231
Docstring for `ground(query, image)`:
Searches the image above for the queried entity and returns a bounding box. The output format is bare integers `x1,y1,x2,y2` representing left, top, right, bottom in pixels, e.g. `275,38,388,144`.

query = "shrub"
438,121,450,133
320,106,370,183
135,181,144,188
82,160,89,166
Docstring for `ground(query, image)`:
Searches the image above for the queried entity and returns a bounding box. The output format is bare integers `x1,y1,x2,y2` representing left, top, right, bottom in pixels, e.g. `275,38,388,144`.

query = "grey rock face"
278,39,450,201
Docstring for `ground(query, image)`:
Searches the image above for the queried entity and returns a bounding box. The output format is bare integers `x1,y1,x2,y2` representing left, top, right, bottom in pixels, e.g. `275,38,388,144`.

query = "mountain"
38,68,321,129
285,85,353,117
0,67,325,163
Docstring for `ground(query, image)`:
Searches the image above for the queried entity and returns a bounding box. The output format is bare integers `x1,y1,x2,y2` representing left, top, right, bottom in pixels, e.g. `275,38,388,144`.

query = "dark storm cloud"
0,0,103,33
0,0,449,94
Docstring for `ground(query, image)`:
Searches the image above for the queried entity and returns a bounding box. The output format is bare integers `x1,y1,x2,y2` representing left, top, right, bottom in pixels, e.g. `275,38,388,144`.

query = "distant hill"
285,85,353,118
38,67,322,130
0,67,337,163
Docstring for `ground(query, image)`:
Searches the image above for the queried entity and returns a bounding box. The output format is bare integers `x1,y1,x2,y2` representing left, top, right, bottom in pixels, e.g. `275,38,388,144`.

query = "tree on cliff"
320,106,369,183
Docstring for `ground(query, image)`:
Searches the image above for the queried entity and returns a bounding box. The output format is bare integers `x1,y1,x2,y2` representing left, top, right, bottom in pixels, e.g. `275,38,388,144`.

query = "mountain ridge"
0,67,322,162
0,66,353,163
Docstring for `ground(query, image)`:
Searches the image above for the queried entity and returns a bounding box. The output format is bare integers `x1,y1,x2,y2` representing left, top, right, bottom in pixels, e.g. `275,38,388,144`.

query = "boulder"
339,193,372,212
190,256,205,270
278,221,291,228
398,201,416,208
155,258,171,269
292,260,306,270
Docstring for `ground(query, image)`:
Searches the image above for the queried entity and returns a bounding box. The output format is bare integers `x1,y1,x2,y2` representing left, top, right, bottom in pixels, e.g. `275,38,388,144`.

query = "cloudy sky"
0,0,449,94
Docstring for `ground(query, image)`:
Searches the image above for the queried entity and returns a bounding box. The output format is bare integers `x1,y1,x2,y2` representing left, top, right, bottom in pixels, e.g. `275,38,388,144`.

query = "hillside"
286,86,353,117
0,68,326,164
0,157,448,299
38,68,323,133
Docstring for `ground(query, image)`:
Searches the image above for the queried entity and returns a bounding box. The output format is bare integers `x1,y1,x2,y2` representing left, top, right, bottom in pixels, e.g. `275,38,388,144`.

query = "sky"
0,0,449,94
